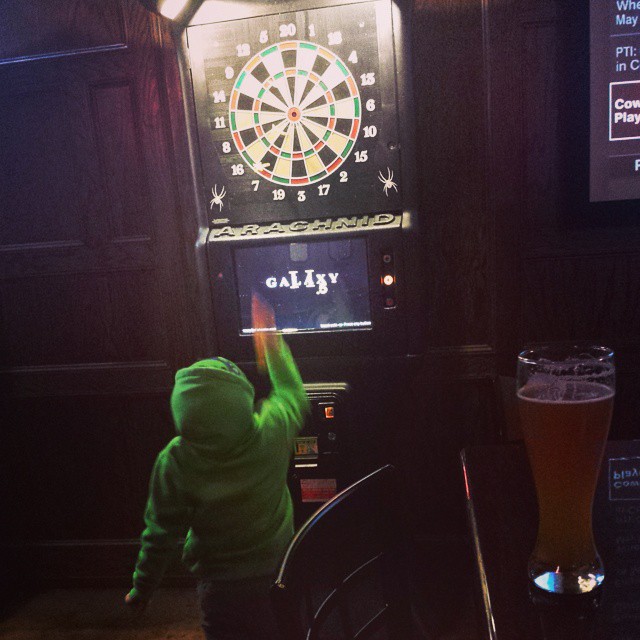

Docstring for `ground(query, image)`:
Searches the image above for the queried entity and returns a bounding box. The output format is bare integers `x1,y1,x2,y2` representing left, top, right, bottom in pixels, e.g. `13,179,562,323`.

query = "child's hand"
124,590,148,616
252,293,277,374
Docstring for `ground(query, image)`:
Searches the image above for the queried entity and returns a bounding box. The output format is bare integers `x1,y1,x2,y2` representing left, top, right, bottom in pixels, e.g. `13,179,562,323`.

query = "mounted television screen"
590,0,640,202
234,239,372,335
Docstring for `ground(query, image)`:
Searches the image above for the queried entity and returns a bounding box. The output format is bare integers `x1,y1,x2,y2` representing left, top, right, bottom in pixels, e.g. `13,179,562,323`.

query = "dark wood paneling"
1,270,170,366
0,0,204,572
0,0,203,391
486,0,640,351
0,240,155,279
1,395,174,540
413,0,493,352
408,0,640,542
0,362,172,397
522,19,560,234
0,0,127,63
485,0,640,437
90,81,152,239
0,89,84,246
4,541,192,589
522,255,640,348
396,373,497,534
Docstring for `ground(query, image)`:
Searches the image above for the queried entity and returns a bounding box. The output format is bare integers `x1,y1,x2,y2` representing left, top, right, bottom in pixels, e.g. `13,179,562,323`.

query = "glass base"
528,555,605,595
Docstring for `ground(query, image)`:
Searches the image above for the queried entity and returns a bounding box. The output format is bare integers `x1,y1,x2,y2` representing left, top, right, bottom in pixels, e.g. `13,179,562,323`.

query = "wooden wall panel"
0,0,205,576
0,89,83,246
413,0,492,352
0,0,205,396
522,255,640,347
522,20,560,232
2,395,174,540
1,267,170,367
90,81,151,239
0,0,126,63
397,372,497,534
2,275,114,366
485,0,640,440
105,270,171,359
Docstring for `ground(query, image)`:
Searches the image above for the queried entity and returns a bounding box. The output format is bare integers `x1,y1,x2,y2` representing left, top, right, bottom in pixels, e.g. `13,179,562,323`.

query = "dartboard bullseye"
229,41,361,186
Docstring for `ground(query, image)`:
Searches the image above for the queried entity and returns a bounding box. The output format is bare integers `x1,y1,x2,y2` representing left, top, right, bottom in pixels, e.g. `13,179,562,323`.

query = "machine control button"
380,251,396,308
317,402,335,420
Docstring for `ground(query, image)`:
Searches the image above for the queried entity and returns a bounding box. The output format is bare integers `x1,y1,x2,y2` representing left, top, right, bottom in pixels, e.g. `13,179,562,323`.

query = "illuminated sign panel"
591,0,640,201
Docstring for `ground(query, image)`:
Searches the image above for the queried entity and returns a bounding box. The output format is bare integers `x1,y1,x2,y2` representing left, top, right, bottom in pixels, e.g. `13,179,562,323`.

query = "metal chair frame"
271,465,416,640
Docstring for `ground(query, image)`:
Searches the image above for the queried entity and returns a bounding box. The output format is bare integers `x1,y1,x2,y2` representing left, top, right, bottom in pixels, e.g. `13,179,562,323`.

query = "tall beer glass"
517,344,615,595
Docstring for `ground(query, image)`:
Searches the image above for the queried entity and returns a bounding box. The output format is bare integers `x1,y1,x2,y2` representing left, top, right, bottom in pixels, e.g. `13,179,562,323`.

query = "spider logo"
378,168,398,196
210,185,226,211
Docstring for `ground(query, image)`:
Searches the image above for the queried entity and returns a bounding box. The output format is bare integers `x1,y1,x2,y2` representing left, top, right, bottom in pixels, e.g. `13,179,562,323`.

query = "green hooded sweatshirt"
130,338,309,599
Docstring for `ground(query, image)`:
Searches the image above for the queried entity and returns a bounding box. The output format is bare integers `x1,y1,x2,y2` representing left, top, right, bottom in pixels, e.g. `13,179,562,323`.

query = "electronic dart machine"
178,0,422,517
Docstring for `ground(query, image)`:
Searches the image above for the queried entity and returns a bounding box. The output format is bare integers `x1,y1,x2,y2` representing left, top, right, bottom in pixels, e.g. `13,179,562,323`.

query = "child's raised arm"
251,293,310,440
252,293,276,375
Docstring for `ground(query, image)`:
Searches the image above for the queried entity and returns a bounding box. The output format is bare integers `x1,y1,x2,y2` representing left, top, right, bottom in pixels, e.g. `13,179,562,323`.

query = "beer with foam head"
517,346,615,595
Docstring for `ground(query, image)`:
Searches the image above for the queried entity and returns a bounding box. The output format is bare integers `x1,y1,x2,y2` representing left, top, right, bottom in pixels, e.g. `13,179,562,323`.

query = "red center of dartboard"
287,107,301,122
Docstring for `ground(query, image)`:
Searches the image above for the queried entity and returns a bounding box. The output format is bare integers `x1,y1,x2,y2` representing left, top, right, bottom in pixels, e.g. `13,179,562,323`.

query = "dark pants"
197,575,280,640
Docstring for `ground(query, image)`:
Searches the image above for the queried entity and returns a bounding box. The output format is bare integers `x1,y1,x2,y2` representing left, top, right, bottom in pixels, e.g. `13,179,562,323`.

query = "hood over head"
170,357,256,452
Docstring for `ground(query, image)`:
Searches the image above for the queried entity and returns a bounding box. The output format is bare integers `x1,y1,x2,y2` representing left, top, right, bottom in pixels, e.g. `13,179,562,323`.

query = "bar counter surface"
461,440,640,640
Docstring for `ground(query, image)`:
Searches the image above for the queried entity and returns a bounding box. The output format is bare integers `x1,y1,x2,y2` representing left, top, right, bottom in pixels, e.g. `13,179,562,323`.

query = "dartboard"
187,0,402,224
229,41,360,186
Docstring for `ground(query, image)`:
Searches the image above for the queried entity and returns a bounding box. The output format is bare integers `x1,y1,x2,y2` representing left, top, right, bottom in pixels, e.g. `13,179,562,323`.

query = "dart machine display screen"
234,239,372,335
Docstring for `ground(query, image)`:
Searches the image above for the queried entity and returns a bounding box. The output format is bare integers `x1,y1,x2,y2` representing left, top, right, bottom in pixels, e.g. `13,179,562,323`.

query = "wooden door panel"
0,0,204,570
3,395,174,540
0,0,202,401
90,80,154,240
1,270,169,366
0,88,86,245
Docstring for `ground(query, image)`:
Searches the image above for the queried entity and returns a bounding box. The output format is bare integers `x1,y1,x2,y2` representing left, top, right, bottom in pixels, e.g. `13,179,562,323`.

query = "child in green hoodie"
125,295,310,639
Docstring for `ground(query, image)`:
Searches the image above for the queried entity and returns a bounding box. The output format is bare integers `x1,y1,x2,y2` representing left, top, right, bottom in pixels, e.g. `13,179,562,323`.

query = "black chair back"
271,465,416,640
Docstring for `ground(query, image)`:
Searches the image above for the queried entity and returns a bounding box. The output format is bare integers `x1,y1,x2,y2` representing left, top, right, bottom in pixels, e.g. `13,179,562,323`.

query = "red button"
324,406,335,419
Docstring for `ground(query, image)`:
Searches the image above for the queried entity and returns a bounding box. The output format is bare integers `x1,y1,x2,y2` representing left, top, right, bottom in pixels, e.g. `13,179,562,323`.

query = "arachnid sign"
187,0,403,224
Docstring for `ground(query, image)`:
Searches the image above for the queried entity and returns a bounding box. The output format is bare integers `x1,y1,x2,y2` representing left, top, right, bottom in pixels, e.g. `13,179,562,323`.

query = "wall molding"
3,539,192,587
0,44,129,67
0,361,173,396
